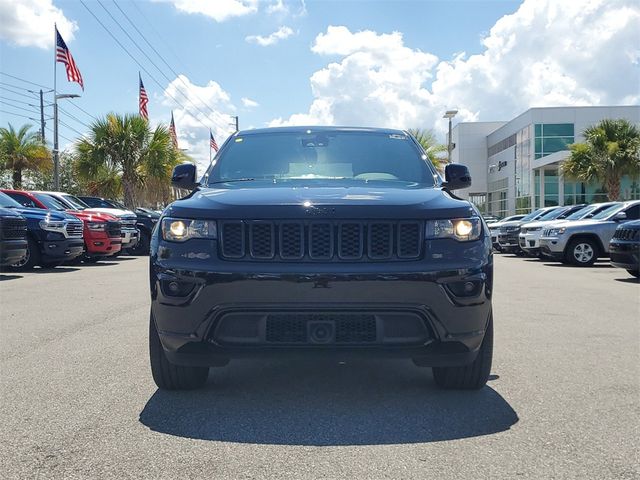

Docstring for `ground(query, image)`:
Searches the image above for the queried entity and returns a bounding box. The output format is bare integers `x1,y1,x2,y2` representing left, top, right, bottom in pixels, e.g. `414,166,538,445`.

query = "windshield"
592,203,624,220
520,208,547,222
63,194,90,210
538,207,568,221
565,205,597,220
206,130,436,186
33,193,67,211
0,191,22,208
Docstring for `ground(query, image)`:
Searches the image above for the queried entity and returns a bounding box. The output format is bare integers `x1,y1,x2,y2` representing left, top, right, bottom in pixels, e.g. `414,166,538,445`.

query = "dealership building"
449,105,640,217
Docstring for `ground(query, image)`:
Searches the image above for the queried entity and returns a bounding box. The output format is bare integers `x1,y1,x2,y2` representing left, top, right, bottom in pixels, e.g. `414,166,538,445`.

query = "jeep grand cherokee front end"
149,127,494,391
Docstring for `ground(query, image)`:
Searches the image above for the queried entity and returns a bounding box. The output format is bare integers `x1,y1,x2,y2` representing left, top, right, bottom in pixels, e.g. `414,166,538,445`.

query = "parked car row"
489,201,640,278
0,190,160,270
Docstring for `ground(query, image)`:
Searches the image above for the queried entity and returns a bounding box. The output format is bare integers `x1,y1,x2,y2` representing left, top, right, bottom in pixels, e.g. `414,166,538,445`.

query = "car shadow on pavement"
614,277,639,284
139,358,518,446
0,273,22,281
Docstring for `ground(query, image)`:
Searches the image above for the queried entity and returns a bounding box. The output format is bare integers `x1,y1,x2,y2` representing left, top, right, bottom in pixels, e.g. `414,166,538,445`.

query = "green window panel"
542,136,574,153
535,124,542,137
535,137,542,153
542,123,574,137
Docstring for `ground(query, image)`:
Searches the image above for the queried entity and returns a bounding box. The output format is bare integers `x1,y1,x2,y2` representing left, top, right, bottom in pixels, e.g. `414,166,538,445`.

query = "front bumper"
539,236,567,260
120,228,140,250
519,231,543,253
39,237,84,261
0,239,28,266
609,241,640,271
150,238,493,368
498,232,520,249
84,230,122,256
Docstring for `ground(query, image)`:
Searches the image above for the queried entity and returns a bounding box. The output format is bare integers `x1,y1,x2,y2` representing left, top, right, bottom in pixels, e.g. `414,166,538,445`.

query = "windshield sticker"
389,134,407,140
235,138,243,142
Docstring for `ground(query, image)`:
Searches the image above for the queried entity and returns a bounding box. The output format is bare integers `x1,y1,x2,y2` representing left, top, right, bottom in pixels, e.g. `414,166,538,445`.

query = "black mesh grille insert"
221,222,244,258
265,313,376,344
0,217,27,240
368,223,393,259
338,223,363,259
309,222,332,259
280,222,304,259
250,222,274,258
613,228,639,241
219,220,422,261
398,222,422,258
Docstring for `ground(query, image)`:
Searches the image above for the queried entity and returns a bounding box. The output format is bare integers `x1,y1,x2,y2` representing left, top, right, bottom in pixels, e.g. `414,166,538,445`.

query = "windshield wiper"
208,178,257,184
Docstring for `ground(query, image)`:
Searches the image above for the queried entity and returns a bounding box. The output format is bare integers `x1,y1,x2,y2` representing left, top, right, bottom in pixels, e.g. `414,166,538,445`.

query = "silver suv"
539,200,640,266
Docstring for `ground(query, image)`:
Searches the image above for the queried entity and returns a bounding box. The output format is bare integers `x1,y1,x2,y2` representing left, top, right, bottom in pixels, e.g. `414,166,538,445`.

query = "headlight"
425,217,482,242
87,222,106,231
39,219,66,233
161,218,217,242
547,227,567,236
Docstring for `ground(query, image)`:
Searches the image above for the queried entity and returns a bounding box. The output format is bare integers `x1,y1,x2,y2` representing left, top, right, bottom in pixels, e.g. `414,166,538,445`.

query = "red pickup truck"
1,189,122,261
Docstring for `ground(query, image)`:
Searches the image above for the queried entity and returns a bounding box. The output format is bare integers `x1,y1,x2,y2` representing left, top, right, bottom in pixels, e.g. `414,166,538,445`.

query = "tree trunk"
606,176,621,201
12,168,22,189
122,178,137,209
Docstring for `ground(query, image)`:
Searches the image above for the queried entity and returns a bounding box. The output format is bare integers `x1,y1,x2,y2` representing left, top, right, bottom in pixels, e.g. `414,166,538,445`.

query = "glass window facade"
468,193,487,213
515,126,532,214
488,178,509,217
534,123,574,159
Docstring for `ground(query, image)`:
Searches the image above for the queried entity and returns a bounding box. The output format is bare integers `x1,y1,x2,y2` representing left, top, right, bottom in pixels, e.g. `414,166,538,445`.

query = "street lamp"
443,109,458,164
53,93,80,190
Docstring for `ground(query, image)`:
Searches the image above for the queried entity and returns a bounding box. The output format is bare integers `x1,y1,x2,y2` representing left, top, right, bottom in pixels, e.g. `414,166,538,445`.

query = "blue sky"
1,0,638,170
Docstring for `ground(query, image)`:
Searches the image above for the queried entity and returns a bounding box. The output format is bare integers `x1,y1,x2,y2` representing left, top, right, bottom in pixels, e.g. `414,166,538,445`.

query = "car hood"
9,206,77,222
546,218,611,230
167,184,475,220
0,207,24,219
67,210,119,222
521,220,563,229
85,207,136,218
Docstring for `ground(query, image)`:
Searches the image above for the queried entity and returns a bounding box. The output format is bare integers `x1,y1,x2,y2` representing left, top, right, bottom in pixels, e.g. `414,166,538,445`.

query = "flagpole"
53,23,59,190
209,130,212,164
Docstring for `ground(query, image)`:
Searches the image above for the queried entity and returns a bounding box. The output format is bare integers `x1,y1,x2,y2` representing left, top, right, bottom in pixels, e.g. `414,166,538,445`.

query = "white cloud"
246,26,295,46
266,0,306,17
161,75,237,173
0,0,77,49
241,97,259,108
158,0,258,22
271,0,640,135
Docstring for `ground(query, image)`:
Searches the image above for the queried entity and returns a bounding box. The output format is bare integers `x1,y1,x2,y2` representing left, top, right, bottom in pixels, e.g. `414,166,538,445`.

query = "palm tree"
74,113,188,208
0,124,51,189
407,128,447,171
563,119,640,201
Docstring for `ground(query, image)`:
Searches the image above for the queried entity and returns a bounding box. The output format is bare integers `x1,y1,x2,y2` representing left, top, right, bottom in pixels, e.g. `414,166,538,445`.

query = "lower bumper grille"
211,311,430,346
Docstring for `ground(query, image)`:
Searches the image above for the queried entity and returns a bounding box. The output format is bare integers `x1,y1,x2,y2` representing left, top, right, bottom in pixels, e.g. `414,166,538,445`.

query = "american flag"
210,130,218,152
139,74,148,120
169,111,178,148
56,27,83,90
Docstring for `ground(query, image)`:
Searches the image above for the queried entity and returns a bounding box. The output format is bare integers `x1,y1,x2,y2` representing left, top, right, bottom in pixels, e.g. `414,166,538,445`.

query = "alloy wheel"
572,243,594,264
12,245,30,268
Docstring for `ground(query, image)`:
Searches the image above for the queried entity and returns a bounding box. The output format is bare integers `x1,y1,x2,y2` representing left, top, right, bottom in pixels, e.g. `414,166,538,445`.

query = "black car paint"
609,220,640,275
0,207,28,266
150,127,492,368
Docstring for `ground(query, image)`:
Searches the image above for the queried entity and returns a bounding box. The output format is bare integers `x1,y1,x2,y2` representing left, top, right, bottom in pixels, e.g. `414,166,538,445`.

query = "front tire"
432,313,493,390
149,312,209,390
566,238,598,267
11,237,40,271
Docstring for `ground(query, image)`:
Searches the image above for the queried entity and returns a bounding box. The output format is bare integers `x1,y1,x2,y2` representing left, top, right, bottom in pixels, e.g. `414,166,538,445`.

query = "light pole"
53,93,80,190
443,109,458,164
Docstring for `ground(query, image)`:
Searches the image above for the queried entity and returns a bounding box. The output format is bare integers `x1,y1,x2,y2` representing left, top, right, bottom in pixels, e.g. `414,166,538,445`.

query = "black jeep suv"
149,127,493,391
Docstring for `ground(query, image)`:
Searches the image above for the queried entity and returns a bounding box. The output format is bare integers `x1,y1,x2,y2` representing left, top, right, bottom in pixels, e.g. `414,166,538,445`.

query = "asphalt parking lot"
0,255,638,479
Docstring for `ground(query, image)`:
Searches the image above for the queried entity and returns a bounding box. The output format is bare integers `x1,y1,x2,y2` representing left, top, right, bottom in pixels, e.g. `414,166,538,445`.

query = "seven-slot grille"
65,221,83,238
0,217,27,240
613,228,639,241
219,220,423,261
106,221,121,238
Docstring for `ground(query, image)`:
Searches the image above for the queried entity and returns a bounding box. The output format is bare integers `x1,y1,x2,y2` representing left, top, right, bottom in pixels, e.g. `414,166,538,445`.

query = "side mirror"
443,164,472,190
613,211,627,222
171,163,198,190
